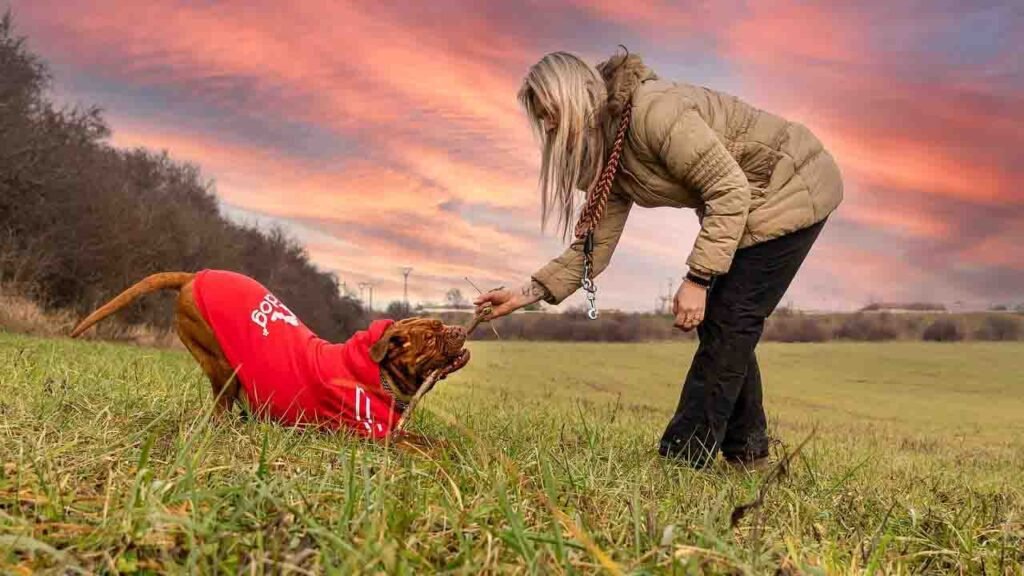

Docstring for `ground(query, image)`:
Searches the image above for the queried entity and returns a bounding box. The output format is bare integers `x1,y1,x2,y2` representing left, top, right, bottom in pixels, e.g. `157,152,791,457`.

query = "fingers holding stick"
464,277,501,339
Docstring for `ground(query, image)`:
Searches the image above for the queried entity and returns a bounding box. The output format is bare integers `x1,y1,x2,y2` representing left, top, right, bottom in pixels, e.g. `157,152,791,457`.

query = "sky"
8,0,1023,312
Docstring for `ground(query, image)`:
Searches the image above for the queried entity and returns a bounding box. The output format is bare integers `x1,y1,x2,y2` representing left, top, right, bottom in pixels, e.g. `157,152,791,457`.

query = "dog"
70,269,470,445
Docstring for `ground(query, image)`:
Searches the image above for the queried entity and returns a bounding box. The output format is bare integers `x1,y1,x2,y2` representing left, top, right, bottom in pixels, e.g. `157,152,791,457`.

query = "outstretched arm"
472,279,550,320
474,190,633,319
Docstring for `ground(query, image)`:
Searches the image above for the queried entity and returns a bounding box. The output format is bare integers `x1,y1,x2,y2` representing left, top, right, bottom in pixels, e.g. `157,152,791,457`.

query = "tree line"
422,307,1023,343
0,12,366,341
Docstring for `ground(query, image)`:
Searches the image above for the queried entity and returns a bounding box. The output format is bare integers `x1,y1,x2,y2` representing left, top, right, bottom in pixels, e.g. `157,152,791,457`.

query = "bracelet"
684,271,712,288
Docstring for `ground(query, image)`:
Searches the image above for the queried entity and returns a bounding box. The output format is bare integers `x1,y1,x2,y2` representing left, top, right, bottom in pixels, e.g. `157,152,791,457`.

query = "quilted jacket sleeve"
531,190,633,305
645,96,751,276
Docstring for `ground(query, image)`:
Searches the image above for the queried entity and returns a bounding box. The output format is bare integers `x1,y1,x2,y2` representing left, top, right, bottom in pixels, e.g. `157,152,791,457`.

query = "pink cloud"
9,0,1022,310
109,123,545,298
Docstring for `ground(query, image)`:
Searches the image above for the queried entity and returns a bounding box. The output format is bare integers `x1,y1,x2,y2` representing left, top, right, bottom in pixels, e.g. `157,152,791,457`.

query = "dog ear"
370,326,397,363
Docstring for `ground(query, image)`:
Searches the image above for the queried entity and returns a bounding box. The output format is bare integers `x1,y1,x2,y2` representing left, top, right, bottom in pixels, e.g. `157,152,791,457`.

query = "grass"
1,332,1022,574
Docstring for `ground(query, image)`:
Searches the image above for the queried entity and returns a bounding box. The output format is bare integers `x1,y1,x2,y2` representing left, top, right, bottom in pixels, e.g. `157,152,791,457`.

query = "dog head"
369,317,470,400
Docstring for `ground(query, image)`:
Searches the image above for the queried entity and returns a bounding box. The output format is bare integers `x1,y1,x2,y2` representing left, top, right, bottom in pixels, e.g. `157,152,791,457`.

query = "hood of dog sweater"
318,318,394,397
310,317,402,437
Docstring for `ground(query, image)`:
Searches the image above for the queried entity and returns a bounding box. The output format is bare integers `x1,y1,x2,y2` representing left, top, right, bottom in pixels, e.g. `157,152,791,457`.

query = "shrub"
922,318,964,342
384,301,413,320
973,314,1022,341
835,313,902,341
764,314,831,342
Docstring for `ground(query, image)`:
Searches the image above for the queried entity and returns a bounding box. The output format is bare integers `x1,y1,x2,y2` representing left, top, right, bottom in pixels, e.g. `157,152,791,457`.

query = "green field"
1,332,1022,574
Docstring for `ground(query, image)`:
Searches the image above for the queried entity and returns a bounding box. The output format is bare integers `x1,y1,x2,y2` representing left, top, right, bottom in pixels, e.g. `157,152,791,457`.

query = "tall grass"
1,333,1022,573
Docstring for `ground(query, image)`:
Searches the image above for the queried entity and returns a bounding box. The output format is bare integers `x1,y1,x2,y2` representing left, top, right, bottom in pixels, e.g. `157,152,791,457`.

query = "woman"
474,50,843,469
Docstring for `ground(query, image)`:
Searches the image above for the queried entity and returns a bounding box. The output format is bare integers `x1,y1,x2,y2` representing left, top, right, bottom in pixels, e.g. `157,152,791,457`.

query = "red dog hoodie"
192,269,402,437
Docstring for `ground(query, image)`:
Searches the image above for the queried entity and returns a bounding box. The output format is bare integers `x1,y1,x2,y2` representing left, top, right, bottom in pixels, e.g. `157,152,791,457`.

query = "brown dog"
70,270,469,445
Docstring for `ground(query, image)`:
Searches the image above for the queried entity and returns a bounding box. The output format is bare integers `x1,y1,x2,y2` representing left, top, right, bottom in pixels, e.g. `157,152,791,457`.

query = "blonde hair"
518,52,608,240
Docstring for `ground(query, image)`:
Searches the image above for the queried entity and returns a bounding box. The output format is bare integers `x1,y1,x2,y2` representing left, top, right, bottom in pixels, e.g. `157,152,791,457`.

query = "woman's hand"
673,278,708,332
473,281,547,321
473,287,517,320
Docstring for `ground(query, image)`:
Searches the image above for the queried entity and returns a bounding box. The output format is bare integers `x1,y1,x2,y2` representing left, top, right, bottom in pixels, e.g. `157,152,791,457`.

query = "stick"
464,277,501,339
392,369,440,435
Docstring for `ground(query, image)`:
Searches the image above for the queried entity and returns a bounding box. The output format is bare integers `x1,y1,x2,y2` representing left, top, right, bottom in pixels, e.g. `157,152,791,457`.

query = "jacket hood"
596,52,658,117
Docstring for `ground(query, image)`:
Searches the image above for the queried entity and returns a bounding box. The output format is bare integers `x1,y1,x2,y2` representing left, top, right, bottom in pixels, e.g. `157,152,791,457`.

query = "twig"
464,277,486,295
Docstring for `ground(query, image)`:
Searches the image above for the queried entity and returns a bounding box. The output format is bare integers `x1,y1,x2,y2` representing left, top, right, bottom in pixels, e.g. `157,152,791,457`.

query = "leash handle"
582,231,598,320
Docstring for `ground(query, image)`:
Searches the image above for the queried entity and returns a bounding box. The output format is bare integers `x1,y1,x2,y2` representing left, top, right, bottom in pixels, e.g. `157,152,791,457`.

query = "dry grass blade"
411,401,626,575
730,426,818,529
533,487,625,576
672,545,740,569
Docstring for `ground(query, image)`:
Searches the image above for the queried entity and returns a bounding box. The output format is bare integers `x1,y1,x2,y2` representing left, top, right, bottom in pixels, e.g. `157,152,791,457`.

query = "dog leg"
176,283,240,417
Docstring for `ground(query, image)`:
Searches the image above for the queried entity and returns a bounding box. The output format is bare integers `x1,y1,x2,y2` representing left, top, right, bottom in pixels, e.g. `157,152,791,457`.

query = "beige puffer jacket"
532,53,843,305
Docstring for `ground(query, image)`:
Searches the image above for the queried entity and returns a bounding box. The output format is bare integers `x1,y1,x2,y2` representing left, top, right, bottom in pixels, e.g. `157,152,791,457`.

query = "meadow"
1,332,1022,574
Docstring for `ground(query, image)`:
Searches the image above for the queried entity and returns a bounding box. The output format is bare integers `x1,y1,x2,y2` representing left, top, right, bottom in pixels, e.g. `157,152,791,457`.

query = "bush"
764,314,831,342
922,318,964,342
384,301,413,320
973,314,1022,341
835,313,902,341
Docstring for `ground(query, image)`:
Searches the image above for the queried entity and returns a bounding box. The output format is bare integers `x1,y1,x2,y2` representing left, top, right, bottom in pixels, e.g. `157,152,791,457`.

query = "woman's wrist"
517,279,549,305
687,267,712,280
684,269,712,289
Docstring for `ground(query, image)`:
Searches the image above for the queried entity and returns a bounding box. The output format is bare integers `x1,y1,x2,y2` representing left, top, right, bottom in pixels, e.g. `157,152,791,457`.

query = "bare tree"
445,288,467,309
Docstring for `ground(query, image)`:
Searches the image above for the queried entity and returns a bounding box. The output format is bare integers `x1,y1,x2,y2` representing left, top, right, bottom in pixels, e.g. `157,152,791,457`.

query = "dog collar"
379,371,409,412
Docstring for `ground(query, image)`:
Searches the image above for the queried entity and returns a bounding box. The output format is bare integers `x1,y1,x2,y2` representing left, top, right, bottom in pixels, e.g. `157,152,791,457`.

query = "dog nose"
445,326,467,347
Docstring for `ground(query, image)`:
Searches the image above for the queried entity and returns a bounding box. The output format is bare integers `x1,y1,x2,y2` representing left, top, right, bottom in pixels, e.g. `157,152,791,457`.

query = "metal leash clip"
582,231,598,320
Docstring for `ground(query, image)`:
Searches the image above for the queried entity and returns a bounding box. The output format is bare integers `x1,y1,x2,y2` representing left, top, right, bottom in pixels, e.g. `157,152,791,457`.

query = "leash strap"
574,100,633,321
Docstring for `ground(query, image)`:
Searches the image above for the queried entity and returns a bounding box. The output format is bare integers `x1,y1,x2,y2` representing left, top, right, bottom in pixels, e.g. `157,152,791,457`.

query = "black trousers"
659,218,827,468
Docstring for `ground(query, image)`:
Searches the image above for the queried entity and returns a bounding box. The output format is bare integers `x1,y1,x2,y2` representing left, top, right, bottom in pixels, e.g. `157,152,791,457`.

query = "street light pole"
358,282,375,313
400,267,413,314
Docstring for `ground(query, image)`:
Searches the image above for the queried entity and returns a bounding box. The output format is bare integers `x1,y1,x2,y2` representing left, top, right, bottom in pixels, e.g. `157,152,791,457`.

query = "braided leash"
461,101,633,327
573,100,633,320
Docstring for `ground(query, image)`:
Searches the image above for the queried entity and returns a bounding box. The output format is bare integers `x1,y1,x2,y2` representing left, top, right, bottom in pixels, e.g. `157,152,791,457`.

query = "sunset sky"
9,1,1023,312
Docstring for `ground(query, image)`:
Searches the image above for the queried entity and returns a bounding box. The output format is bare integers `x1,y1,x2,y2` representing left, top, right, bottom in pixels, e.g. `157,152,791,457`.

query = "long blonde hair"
518,52,608,240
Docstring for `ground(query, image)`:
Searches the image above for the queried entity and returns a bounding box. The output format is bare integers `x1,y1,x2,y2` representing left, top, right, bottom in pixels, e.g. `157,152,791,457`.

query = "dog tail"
70,272,195,338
